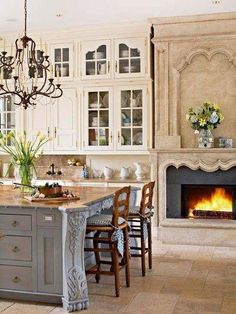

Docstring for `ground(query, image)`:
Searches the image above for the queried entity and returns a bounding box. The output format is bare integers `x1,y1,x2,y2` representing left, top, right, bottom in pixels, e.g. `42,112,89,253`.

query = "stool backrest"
140,181,155,215
112,186,131,227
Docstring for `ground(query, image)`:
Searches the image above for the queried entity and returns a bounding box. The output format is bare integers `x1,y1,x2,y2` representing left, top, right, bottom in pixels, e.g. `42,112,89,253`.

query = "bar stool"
85,186,131,297
128,181,155,276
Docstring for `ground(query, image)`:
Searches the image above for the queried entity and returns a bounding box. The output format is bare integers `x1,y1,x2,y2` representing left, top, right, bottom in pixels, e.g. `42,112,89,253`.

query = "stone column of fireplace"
149,12,236,246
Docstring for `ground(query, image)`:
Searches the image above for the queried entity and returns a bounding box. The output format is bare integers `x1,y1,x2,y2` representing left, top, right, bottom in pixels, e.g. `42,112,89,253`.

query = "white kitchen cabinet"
80,37,147,80
116,85,147,151
81,40,111,80
114,38,146,78
83,87,113,151
53,88,77,151
27,88,78,153
82,85,148,153
50,43,74,80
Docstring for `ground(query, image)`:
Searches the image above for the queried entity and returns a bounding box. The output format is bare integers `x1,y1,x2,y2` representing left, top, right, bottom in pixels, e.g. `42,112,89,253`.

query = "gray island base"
0,186,137,312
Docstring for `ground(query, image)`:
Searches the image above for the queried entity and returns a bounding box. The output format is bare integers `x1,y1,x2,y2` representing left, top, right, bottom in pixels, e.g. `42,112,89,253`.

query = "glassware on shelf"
85,45,107,76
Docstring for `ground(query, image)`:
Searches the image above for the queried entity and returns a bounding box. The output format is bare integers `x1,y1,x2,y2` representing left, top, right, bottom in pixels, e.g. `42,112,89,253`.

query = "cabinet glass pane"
99,92,108,108
121,109,131,127
119,59,129,73
86,51,95,60
0,96,15,144
62,63,69,77
133,128,143,145
133,90,142,107
89,92,98,108
130,48,140,57
89,111,98,127
97,45,106,59
55,49,61,62
100,111,109,127
62,48,69,62
119,44,129,58
89,129,98,146
133,109,142,126
131,59,140,73
121,129,131,146
121,90,131,108
97,61,107,75
55,63,61,76
86,61,96,75
98,128,109,146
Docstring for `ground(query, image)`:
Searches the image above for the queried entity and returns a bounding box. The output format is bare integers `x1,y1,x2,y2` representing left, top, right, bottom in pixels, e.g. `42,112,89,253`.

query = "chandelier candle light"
0,0,63,109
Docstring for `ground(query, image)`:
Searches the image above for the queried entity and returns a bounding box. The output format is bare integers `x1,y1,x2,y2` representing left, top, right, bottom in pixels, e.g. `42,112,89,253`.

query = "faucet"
46,163,62,176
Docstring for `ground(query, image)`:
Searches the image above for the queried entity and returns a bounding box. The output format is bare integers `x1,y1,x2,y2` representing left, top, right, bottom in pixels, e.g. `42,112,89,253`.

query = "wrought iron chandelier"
0,0,63,109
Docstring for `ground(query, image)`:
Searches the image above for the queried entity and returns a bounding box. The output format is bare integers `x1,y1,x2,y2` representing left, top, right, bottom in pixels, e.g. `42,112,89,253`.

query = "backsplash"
0,154,150,180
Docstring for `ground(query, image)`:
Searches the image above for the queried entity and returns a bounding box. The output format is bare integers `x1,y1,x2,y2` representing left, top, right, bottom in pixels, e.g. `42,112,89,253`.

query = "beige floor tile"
222,296,236,314
124,292,178,314
152,259,192,277
173,295,223,314
0,301,14,312
0,302,55,314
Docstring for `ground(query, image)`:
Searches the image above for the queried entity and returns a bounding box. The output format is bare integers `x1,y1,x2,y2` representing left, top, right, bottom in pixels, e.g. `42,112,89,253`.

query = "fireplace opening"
182,185,236,219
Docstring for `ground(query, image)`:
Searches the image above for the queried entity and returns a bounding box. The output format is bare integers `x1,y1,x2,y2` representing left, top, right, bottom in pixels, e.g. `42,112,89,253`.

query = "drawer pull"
12,246,20,253
11,221,18,227
12,276,20,283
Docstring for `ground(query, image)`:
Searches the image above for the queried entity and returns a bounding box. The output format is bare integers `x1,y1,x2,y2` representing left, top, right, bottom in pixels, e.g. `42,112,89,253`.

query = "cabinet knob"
115,61,118,72
47,127,50,137
110,131,113,144
54,127,57,138
12,246,19,253
12,276,20,283
118,131,120,143
11,221,18,227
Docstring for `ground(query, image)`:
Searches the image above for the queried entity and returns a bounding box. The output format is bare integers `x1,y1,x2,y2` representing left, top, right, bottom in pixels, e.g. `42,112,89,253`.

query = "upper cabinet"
51,43,74,80
81,40,111,80
114,38,146,78
81,37,147,80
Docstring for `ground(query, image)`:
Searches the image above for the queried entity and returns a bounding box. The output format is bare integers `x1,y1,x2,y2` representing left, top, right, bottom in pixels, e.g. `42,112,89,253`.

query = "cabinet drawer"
0,214,32,231
37,209,61,227
0,236,32,261
0,265,32,291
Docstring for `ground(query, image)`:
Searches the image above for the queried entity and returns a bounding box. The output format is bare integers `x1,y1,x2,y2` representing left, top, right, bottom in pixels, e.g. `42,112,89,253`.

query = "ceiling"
0,0,235,34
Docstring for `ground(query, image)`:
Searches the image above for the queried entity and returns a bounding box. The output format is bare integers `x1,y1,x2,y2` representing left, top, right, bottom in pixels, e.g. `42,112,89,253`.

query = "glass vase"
198,129,214,148
14,164,35,193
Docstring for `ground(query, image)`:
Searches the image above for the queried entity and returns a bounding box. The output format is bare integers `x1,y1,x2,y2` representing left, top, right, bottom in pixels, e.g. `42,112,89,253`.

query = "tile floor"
0,239,236,314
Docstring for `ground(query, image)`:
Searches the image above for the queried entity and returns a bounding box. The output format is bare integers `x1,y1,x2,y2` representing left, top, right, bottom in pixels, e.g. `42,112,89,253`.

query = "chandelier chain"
24,0,27,36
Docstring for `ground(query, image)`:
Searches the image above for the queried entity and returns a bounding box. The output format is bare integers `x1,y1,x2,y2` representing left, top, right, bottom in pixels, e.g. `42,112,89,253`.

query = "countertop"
0,186,120,210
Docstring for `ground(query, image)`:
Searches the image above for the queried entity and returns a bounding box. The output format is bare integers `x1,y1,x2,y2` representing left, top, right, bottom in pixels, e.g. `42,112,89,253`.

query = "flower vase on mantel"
197,129,214,148
186,101,224,149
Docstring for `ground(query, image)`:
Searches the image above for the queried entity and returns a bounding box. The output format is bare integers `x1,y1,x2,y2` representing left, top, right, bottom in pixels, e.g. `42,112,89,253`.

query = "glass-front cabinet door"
83,88,113,151
51,43,73,80
0,96,16,142
117,86,146,150
81,40,111,79
114,38,146,78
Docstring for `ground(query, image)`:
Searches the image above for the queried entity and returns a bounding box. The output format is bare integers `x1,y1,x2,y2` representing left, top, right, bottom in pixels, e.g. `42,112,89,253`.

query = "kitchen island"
0,186,137,312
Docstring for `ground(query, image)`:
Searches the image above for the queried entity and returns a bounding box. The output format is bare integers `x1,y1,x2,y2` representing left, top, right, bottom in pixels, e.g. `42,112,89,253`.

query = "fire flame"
189,188,232,218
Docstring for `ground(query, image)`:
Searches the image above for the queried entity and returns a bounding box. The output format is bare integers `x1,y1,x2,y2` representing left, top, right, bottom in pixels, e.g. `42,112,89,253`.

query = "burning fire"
189,187,232,218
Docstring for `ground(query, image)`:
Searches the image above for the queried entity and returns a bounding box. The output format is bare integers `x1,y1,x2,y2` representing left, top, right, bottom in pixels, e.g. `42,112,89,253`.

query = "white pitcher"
120,167,130,180
103,166,113,180
134,162,144,181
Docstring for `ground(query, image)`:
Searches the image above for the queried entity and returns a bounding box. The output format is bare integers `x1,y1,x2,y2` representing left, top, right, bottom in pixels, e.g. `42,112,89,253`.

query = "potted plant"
186,101,224,148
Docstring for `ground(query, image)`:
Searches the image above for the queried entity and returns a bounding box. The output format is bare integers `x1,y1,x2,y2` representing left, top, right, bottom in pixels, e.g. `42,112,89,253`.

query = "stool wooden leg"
93,231,101,283
124,227,130,287
148,219,152,270
111,241,120,297
141,220,146,277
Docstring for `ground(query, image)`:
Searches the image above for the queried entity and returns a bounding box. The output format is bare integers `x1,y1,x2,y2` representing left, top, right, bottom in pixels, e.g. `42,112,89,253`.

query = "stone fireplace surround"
150,13,236,246
150,149,236,247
